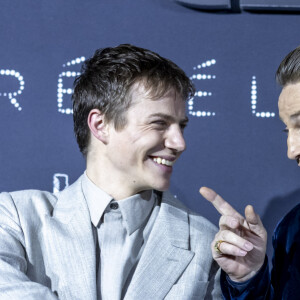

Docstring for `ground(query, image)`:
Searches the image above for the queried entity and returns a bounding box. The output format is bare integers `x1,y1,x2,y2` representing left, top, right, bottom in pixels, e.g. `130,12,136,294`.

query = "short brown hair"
72,44,195,156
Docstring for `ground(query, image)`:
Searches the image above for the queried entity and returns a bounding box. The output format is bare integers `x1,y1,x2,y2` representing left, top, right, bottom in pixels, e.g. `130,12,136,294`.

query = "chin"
152,182,170,192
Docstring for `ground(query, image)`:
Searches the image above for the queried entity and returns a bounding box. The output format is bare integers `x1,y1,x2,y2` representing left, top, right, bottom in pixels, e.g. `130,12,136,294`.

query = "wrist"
228,270,258,282
227,257,267,283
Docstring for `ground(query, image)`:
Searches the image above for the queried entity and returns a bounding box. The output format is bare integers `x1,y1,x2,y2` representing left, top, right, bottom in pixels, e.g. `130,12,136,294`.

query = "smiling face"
279,82,300,165
102,85,187,199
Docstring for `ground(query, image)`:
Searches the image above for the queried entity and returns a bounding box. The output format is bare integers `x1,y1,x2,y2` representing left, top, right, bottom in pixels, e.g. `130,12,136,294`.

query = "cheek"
132,131,164,148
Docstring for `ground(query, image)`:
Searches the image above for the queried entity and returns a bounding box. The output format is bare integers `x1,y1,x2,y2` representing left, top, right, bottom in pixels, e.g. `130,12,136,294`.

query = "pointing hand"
200,187,267,282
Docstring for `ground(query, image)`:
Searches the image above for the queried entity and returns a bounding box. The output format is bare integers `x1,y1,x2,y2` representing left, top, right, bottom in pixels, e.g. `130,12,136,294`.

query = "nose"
287,129,300,160
165,125,186,153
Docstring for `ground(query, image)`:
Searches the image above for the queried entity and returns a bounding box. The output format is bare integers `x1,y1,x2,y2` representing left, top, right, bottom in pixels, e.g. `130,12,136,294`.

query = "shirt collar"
82,172,155,235
118,190,155,235
82,172,113,227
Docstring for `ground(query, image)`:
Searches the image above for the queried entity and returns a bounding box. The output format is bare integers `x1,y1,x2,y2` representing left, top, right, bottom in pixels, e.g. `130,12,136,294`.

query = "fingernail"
239,250,247,256
244,242,253,251
200,188,210,196
200,188,215,200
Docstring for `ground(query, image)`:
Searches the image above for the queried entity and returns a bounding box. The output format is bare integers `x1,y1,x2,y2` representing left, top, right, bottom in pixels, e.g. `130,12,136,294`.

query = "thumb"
245,205,259,224
245,205,266,237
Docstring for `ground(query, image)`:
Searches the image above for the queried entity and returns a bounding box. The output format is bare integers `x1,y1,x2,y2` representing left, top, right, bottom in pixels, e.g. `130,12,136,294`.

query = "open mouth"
297,156,300,166
151,156,174,167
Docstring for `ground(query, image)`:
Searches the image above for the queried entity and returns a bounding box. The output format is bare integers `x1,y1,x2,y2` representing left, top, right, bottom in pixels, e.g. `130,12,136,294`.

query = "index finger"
199,187,243,219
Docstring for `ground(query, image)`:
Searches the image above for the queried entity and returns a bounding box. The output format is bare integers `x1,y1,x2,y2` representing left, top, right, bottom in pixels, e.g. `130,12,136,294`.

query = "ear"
87,109,110,144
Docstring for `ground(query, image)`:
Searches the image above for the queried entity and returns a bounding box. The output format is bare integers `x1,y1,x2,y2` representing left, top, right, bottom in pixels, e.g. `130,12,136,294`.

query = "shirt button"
110,202,119,210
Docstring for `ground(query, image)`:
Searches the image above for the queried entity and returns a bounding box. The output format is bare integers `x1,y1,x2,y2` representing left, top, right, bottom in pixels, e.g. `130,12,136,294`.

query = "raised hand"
200,187,267,282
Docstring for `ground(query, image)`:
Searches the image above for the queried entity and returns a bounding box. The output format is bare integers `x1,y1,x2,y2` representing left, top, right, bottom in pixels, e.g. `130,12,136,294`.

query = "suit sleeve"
220,256,273,299
0,192,59,300
206,260,223,299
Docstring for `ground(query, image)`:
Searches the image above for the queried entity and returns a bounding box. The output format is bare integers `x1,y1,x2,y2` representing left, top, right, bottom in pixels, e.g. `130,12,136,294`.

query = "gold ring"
214,240,224,255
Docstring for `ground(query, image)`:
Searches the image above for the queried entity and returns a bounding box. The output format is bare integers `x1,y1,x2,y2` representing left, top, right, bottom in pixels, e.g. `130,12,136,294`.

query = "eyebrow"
148,113,189,124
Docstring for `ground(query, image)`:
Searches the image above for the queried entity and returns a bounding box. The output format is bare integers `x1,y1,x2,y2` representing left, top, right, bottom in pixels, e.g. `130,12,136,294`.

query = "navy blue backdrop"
1,0,300,264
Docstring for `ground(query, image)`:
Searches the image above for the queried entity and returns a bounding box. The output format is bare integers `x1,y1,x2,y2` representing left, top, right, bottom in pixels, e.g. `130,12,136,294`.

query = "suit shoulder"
275,203,300,231
162,191,217,234
274,203,300,242
9,189,56,204
189,211,217,233
161,190,188,210
0,189,58,216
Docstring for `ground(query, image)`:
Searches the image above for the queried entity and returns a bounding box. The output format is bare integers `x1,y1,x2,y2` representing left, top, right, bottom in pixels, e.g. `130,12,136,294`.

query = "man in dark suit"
201,45,300,299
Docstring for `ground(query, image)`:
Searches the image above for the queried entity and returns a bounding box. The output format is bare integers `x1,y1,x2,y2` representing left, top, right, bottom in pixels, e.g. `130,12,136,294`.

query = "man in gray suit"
0,44,221,299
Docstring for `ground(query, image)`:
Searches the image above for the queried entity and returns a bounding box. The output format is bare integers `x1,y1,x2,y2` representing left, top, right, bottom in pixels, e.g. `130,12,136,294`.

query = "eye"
151,120,167,127
283,128,289,134
180,123,187,131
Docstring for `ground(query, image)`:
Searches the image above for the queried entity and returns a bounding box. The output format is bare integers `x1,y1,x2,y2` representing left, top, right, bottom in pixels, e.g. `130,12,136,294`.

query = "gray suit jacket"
0,175,221,300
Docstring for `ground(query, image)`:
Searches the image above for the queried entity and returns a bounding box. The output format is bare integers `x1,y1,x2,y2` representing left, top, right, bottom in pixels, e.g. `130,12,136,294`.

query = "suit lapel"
125,192,194,299
41,176,97,300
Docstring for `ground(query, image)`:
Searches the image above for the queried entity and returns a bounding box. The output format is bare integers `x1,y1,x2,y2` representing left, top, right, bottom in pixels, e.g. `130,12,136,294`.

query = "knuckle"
221,229,232,240
233,247,242,256
219,215,226,227
263,228,267,239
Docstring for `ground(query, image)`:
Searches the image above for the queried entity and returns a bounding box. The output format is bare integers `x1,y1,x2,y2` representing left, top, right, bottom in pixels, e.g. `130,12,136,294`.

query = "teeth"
153,157,174,166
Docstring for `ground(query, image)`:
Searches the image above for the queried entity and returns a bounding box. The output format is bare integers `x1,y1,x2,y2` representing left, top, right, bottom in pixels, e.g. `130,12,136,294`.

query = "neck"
86,163,152,201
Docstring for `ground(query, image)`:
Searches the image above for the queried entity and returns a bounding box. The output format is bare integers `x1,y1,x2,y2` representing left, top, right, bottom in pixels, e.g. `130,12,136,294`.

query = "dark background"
1,0,300,264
